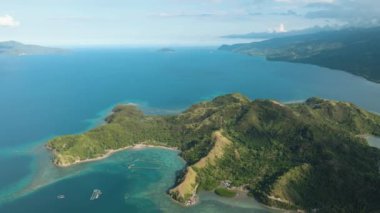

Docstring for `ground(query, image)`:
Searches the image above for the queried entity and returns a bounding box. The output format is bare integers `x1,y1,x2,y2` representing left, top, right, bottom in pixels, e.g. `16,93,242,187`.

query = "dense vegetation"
47,94,380,211
214,188,237,198
220,27,380,83
47,105,180,166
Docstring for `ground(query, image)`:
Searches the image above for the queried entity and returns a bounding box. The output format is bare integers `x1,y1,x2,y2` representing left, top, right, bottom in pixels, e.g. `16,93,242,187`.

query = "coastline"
54,144,179,168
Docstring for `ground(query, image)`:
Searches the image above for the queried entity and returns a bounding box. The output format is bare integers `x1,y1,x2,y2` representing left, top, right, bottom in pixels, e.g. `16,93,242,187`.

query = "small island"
47,94,380,212
158,48,175,53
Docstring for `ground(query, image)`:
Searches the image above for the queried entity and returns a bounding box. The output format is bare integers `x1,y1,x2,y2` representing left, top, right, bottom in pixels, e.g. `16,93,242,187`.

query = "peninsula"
47,94,380,212
0,41,64,56
220,27,380,83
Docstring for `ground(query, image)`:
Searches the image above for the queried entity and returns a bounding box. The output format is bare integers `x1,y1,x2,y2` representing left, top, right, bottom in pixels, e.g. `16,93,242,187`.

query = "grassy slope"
168,131,232,202
168,167,198,203
219,27,380,83
47,94,380,211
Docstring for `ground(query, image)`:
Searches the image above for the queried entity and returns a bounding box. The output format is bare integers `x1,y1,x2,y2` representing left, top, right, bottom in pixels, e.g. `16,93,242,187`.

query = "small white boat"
90,189,102,200
57,195,65,199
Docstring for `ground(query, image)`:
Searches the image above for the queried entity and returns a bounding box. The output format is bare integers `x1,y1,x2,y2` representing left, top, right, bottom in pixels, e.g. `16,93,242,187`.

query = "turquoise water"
1,47,380,212
0,148,274,213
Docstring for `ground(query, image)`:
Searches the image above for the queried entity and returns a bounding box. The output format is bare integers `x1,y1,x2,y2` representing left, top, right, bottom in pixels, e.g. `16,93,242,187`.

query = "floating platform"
90,189,102,200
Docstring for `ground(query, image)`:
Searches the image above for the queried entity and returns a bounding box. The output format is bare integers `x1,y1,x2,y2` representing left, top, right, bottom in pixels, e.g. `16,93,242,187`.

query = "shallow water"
1,47,380,212
367,136,380,149
0,148,276,213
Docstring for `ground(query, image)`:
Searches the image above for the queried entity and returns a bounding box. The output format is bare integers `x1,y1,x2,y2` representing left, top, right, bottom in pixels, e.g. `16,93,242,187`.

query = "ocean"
0,47,379,212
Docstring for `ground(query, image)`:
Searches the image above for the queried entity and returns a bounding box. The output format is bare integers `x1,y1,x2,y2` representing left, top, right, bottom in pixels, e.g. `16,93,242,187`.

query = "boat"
90,189,102,200
57,195,65,199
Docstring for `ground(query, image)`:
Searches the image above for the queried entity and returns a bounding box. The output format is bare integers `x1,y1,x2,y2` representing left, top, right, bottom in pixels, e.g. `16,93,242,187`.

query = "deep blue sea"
0,47,380,212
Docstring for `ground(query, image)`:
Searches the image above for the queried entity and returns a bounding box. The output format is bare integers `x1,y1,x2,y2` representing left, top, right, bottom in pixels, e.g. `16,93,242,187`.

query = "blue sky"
0,0,379,46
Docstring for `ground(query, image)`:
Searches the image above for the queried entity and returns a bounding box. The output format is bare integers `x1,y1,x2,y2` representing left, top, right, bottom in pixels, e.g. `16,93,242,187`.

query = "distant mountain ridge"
0,41,64,56
222,26,338,39
220,27,380,83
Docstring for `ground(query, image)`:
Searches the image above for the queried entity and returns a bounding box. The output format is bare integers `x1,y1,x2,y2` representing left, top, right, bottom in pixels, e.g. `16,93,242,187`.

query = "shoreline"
54,144,179,168
199,188,288,212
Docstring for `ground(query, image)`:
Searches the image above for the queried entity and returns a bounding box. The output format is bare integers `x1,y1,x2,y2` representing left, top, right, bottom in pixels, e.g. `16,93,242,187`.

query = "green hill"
47,94,380,211
220,27,380,83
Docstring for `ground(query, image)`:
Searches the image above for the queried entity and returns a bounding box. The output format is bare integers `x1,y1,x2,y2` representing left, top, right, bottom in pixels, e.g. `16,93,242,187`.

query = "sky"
0,0,379,46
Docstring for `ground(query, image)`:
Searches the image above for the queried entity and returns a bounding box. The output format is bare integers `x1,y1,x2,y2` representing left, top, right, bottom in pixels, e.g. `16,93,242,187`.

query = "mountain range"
220,27,380,83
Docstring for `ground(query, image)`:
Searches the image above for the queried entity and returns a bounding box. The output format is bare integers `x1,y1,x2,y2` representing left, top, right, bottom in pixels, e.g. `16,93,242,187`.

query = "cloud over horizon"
304,0,380,26
0,15,20,27
1,0,379,45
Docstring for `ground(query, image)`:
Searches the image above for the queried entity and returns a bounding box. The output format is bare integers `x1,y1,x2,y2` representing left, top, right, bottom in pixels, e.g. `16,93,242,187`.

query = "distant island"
158,48,175,53
220,27,380,83
0,41,64,56
46,94,380,212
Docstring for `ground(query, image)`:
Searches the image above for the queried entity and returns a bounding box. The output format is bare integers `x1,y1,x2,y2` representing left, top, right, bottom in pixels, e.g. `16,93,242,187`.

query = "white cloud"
275,0,335,3
152,10,248,18
305,0,380,26
0,15,20,27
267,23,288,33
275,23,287,32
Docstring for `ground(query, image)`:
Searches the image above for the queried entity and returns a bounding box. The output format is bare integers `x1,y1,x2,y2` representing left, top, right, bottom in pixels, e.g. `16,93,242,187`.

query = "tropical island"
46,93,380,212
0,41,64,56
220,27,380,83
158,48,175,53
